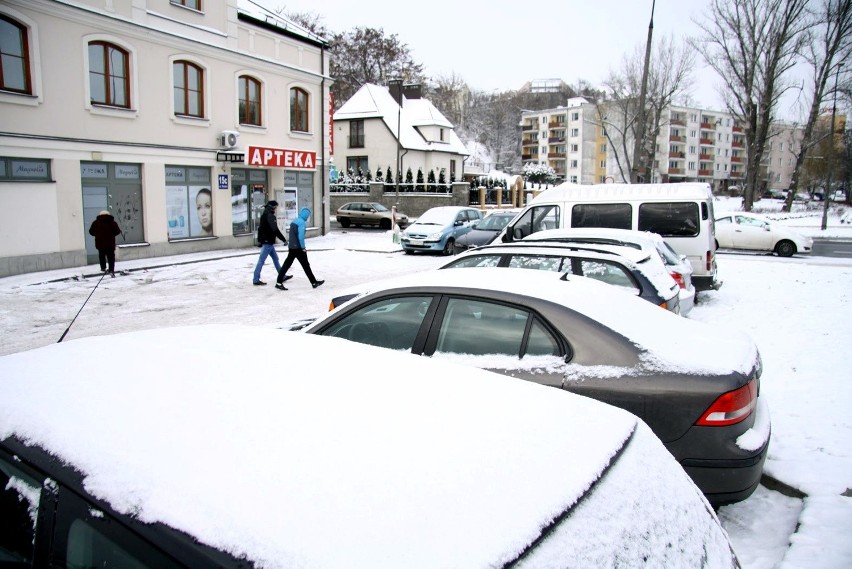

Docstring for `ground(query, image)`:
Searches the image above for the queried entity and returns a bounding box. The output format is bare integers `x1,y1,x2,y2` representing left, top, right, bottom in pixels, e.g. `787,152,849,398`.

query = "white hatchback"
715,212,813,257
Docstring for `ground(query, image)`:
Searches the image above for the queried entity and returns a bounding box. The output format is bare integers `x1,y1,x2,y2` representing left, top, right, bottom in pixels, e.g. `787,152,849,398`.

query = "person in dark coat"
88,210,122,276
252,200,287,285
275,207,324,290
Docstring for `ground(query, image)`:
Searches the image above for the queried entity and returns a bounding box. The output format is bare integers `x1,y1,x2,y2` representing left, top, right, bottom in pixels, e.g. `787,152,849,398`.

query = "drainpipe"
320,45,328,235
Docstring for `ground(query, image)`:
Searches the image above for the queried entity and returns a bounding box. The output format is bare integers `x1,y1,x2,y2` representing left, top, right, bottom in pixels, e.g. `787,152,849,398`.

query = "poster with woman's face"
190,186,213,237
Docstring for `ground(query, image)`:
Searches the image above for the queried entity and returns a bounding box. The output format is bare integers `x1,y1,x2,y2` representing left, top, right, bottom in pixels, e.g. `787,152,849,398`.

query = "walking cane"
57,272,107,343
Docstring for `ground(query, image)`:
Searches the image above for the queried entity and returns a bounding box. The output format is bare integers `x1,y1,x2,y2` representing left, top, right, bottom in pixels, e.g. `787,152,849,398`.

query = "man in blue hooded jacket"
275,207,324,290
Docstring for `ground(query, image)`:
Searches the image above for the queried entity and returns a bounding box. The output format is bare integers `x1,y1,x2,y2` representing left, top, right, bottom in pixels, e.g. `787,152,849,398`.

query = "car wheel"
379,219,392,230
404,249,413,255
775,240,796,257
339,218,351,228
442,238,455,256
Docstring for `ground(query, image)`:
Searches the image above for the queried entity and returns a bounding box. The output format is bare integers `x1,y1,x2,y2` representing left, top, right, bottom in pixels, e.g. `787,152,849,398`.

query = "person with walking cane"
253,200,286,286
88,210,122,277
275,207,324,290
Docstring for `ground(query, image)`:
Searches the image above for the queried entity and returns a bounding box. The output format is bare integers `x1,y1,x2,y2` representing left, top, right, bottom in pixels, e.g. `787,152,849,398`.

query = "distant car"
764,189,787,200
0,325,739,567
441,241,682,314
336,201,409,229
715,212,813,257
452,210,519,254
303,268,770,506
401,206,482,255
522,227,697,316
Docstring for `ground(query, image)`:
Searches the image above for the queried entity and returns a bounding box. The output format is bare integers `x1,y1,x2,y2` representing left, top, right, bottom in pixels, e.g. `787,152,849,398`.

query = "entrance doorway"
81,163,143,264
231,168,268,236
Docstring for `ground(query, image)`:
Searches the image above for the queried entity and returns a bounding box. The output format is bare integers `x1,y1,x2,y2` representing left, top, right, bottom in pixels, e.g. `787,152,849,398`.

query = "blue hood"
299,207,311,221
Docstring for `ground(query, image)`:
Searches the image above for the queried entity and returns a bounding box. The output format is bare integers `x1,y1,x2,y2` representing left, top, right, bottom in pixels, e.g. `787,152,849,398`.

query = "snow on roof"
237,0,328,45
333,83,469,155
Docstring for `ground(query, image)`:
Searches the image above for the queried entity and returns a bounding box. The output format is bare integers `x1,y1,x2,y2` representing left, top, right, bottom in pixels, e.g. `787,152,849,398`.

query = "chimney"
403,83,422,100
388,78,403,106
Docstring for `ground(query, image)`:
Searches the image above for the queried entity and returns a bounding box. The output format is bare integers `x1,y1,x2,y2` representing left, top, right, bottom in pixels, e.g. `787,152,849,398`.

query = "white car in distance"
714,212,813,257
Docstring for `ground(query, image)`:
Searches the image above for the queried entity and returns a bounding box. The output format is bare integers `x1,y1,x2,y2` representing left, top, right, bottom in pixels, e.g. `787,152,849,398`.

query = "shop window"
0,156,51,181
165,166,213,239
0,15,32,94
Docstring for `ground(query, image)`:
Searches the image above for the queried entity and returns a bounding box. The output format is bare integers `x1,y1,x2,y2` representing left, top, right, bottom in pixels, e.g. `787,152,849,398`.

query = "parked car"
715,212,813,257
0,325,739,567
335,201,409,229
764,189,787,200
400,206,482,255
452,210,519,254
522,227,697,315
303,268,770,506
440,241,682,314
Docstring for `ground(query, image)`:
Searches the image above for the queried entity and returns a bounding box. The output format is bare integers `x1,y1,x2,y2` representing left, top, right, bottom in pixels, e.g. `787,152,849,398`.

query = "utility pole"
821,63,842,230
631,0,655,184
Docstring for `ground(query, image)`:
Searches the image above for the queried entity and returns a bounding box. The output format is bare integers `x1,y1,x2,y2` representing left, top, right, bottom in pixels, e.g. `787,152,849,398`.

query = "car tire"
379,219,392,230
442,238,455,256
339,218,351,228
775,240,796,257
404,249,413,255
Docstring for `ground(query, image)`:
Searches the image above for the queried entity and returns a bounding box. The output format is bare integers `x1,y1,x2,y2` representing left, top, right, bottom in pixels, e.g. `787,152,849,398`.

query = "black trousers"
277,249,317,284
97,248,116,272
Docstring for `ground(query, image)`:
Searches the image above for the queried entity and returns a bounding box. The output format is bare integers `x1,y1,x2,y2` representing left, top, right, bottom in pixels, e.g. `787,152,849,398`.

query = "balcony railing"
668,168,685,175
698,154,714,161
732,126,743,133
547,152,566,158
522,125,537,131
670,151,685,158
700,122,716,130
522,139,538,147
731,156,743,163
699,138,715,145
670,118,686,126
548,121,565,128
669,135,685,142
698,169,713,176
732,141,744,148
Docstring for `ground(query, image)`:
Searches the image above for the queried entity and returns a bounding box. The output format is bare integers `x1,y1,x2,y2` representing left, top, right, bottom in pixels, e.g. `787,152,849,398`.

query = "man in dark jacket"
88,210,122,277
253,200,287,285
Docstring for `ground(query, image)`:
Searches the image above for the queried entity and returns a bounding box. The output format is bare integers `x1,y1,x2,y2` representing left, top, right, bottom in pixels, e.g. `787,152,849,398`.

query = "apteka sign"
246,146,317,170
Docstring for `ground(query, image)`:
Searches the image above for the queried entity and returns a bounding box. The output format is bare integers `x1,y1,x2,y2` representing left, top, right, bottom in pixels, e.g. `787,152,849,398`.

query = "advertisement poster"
275,187,299,234
190,185,213,237
166,185,189,239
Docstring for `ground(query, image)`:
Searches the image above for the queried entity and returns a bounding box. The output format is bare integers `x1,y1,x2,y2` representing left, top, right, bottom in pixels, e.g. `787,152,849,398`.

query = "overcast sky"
252,0,812,119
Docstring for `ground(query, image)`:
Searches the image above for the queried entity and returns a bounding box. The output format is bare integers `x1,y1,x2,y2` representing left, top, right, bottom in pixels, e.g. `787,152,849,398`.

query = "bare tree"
692,0,811,211
596,35,695,183
424,73,470,128
781,0,851,212
328,27,426,108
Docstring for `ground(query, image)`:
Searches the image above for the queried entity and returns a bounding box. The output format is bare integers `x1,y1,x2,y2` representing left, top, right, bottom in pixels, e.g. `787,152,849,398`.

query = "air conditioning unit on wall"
219,130,239,149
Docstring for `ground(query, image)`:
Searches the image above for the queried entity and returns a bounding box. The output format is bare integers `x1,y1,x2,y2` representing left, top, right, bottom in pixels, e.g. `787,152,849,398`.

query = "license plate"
409,239,424,246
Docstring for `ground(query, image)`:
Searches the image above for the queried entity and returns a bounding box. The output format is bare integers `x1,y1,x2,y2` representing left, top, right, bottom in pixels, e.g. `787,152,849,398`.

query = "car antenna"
57,272,107,343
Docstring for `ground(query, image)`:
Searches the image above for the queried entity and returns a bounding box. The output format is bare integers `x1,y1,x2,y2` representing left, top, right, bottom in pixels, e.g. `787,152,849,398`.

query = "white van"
501,182,721,291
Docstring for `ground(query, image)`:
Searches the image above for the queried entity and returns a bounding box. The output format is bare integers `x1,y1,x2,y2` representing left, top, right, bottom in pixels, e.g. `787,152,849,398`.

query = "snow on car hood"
1,325,642,568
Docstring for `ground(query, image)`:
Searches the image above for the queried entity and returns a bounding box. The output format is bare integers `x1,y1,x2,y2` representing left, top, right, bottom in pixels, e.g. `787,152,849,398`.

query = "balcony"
699,138,715,145
670,117,686,126
522,139,538,147
698,153,714,161
668,168,685,175
670,151,685,158
548,121,565,128
700,122,716,130
670,135,685,142
522,124,537,131
698,169,713,176
732,141,744,148
733,125,743,133
548,151,566,158
731,156,743,163
548,136,566,143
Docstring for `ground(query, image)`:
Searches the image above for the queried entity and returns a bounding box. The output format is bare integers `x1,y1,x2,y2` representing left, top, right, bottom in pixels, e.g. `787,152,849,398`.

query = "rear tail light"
670,271,686,289
706,250,714,272
696,379,757,426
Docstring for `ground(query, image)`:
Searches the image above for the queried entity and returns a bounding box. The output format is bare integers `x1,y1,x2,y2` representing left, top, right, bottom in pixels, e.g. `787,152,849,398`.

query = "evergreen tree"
375,167,383,182
416,168,425,191
387,166,394,184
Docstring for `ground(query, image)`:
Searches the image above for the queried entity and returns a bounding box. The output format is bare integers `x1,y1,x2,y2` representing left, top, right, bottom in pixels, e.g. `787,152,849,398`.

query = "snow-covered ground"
1,198,850,567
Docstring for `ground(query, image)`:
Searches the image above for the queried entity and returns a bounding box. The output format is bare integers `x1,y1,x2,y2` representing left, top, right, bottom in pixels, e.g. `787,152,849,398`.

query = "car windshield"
416,209,458,225
478,215,514,231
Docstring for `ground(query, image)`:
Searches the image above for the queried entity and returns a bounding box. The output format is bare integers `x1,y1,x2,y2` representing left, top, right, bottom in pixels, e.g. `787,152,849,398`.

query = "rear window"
571,203,632,230
638,202,700,237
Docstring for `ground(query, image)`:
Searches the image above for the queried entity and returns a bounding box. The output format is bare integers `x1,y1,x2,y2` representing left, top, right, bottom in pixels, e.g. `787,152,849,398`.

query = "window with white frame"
0,15,32,94
570,128,579,137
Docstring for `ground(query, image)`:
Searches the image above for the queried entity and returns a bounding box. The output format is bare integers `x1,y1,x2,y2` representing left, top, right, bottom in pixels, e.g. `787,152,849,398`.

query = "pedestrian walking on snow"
275,207,324,290
253,200,286,285
88,210,122,277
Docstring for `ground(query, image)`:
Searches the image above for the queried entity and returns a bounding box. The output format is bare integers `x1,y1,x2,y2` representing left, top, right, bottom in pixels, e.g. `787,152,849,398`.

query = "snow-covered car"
0,326,739,567
715,212,813,257
400,206,482,255
452,209,520,254
521,227,697,315
303,268,770,506
441,241,682,314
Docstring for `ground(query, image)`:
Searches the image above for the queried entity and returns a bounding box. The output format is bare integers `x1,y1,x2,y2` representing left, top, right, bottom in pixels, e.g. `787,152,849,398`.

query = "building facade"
331,82,469,188
0,0,332,277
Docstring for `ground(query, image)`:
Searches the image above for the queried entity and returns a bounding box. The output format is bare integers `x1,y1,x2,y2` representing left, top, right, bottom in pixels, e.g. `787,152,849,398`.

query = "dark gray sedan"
452,210,519,254
305,267,770,506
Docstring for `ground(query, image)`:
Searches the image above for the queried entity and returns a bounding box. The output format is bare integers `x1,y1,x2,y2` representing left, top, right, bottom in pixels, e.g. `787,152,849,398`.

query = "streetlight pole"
821,62,842,231
630,0,655,184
